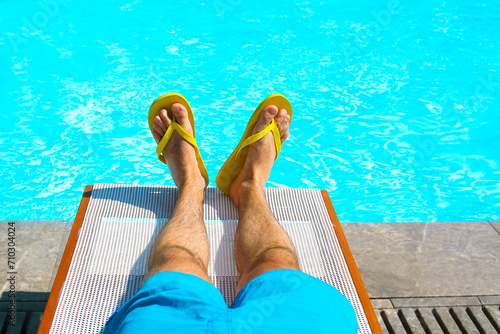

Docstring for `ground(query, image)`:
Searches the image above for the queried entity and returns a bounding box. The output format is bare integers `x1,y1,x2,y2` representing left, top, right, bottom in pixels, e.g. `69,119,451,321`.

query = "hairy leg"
143,183,210,284
230,105,298,294
142,102,210,285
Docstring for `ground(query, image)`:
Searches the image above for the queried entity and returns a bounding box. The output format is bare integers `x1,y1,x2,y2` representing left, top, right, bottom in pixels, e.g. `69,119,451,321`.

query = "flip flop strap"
235,119,282,162
156,122,198,159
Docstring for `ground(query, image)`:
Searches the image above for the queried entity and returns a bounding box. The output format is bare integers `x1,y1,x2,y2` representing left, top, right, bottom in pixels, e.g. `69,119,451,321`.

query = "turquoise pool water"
1,0,499,222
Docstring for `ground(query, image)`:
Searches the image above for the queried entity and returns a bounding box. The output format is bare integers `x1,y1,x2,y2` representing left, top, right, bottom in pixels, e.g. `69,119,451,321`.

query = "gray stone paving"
370,297,500,333
341,222,500,298
341,222,500,333
490,220,500,236
1,220,500,333
0,221,71,296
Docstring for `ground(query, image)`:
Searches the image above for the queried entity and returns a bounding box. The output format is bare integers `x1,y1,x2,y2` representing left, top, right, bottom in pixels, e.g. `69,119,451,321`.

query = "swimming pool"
1,0,499,222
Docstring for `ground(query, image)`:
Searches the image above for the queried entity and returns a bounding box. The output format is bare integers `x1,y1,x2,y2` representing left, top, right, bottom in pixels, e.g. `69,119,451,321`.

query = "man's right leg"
103,103,227,334
143,102,211,284
229,105,298,294
143,183,210,284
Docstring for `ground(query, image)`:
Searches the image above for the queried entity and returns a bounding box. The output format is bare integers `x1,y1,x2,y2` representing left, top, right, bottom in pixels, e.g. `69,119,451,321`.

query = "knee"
249,246,299,270
149,245,207,271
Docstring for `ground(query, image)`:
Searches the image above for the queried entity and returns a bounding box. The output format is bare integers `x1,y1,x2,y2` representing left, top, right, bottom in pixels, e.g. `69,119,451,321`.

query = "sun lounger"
38,184,381,334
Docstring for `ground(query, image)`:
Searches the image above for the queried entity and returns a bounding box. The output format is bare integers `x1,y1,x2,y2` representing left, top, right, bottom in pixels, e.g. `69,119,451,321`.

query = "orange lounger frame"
38,185,381,334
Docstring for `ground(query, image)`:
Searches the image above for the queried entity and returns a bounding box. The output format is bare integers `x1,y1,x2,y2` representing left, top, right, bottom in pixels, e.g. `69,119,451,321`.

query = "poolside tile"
489,221,500,236
341,222,500,298
479,295,500,305
391,296,480,308
0,221,72,297
370,299,393,309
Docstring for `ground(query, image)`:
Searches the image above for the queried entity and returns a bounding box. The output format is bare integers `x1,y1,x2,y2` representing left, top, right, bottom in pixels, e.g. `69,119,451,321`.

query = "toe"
278,108,288,119
275,109,290,140
155,115,167,133
254,105,278,133
278,111,290,141
171,103,193,135
263,105,278,119
275,109,287,127
152,127,163,143
281,123,290,142
154,123,165,137
159,109,172,128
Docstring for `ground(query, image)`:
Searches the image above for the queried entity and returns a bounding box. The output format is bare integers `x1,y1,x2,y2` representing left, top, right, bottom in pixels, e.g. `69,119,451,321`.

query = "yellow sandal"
148,93,209,185
216,94,293,195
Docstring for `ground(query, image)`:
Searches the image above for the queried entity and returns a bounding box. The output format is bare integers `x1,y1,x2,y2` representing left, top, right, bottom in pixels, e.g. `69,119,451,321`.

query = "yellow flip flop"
148,92,209,185
216,94,293,195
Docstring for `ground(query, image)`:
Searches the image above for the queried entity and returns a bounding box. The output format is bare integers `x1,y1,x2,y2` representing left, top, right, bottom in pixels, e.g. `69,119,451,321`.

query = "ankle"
177,175,206,193
237,179,264,199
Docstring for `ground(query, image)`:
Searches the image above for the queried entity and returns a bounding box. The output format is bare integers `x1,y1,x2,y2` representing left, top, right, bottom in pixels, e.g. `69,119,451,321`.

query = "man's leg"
229,105,297,293
143,102,210,284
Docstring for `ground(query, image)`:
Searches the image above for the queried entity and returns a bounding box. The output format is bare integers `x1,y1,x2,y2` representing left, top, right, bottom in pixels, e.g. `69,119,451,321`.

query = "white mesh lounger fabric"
38,184,382,334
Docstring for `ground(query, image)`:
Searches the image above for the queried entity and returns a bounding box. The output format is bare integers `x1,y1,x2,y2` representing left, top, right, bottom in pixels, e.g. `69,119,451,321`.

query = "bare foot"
152,103,206,190
229,105,290,206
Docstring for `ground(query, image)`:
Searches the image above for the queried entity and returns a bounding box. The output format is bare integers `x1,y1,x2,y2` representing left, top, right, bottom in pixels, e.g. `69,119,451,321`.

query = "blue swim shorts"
103,269,358,334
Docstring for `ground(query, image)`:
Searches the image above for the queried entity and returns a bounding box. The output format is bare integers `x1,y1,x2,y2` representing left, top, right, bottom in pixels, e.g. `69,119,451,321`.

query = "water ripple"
0,0,499,221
